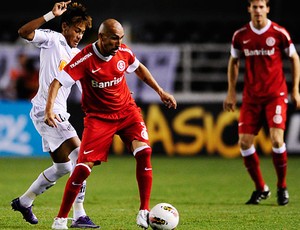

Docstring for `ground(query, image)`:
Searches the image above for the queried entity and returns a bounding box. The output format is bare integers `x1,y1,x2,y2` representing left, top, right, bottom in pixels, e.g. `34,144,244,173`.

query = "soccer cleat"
52,217,68,229
245,185,271,205
70,215,100,228
11,197,38,224
136,209,149,229
277,187,289,206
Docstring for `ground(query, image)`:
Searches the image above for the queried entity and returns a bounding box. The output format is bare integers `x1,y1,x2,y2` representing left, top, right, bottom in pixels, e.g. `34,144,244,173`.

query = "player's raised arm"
18,1,71,40
44,79,63,127
134,63,177,109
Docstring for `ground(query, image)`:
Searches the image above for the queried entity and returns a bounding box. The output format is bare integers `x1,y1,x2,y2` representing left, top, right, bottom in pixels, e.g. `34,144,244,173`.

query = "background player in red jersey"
223,0,300,205
45,18,177,229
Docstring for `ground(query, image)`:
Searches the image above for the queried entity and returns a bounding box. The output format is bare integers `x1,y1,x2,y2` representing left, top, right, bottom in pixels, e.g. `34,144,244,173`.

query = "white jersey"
28,29,81,120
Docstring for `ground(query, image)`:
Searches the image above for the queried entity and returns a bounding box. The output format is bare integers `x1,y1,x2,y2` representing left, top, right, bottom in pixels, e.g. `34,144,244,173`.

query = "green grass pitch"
1,155,300,229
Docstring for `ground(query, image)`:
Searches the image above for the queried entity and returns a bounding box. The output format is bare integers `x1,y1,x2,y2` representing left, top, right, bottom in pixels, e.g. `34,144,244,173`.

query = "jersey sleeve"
230,45,241,58
285,44,297,57
75,80,82,93
57,50,90,87
126,57,140,73
274,24,296,57
230,30,242,58
56,70,76,88
30,29,56,48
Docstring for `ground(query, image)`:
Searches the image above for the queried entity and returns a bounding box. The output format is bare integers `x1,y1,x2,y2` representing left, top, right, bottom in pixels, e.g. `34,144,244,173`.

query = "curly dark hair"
60,2,92,29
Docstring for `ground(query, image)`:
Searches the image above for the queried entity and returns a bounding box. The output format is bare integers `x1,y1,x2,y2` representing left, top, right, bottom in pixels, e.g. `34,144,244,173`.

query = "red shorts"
238,96,288,135
78,106,150,164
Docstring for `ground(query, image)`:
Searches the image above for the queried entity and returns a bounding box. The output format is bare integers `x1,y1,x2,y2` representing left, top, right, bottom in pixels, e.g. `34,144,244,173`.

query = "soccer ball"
149,203,179,230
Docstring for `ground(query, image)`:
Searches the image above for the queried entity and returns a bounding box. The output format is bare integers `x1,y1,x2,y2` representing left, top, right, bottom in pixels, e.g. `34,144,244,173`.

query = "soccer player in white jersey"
44,18,177,229
224,0,300,205
11,1,99,228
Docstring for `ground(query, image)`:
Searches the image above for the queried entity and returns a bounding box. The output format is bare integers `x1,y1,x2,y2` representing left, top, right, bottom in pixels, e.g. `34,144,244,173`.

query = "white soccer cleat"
136,209,149,229
52,217,68,229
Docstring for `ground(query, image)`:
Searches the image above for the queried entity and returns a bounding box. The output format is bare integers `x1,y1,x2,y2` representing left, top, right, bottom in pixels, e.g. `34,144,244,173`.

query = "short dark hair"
248,0,270,7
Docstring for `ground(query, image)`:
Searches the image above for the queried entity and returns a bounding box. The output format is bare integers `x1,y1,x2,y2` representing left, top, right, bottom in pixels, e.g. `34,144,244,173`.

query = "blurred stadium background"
1,0,300,158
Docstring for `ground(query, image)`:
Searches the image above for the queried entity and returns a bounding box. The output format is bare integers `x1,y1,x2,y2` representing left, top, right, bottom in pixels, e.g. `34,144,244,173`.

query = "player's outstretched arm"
134,63,177,109
18,0,71,41
44,79,63,128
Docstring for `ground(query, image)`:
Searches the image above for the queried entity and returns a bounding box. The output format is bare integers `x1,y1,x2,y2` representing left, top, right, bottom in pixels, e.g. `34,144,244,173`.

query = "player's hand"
52,0,71,17
159,91,177,109
44,111,62,128
291,91,300,110
223,93,236,112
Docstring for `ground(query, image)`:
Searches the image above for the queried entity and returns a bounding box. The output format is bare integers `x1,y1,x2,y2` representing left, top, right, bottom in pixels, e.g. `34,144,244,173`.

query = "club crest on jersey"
266,37,276,46
117,60,126,71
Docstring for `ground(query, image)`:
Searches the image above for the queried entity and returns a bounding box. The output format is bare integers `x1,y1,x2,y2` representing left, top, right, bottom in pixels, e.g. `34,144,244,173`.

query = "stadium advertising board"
68,102,300,158
1,101,300,158
0,101,46,157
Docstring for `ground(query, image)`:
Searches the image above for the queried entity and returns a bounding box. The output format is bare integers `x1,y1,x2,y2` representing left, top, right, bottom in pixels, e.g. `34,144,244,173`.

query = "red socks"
57,164,91,218
243,152,265,191
135,147,152,211
272,151,287,188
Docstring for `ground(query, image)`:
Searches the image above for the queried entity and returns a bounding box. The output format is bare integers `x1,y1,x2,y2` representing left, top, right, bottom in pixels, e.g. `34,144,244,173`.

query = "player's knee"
69,147,79,164
53,161,72,177
133,145,152,158
239,139,253,150
271,139,284,149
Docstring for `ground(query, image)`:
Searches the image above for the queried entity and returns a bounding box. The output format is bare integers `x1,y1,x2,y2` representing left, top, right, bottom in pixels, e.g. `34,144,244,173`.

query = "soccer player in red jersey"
224,0,300,206
45,18,177,229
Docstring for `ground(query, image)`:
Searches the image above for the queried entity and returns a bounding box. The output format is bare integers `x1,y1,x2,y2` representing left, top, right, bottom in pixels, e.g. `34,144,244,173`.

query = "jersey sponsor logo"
244,48,275,56
117,60,126,71
91,76,124,88
70,52,93,68
92,67,101,73
83,149,94,154
119,47,133,56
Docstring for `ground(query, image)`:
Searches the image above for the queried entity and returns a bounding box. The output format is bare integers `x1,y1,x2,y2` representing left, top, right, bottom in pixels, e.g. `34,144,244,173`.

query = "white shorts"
30,107,78,152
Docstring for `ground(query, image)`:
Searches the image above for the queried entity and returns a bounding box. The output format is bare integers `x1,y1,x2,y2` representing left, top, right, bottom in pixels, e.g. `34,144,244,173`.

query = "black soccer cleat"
277,187,289,206
245,187,271,205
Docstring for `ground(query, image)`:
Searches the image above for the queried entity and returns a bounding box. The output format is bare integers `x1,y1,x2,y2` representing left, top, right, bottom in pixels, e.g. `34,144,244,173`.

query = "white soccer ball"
149,203,179,230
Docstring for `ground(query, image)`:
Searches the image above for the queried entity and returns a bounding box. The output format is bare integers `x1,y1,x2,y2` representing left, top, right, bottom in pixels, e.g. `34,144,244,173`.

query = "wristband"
43,11,55,22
